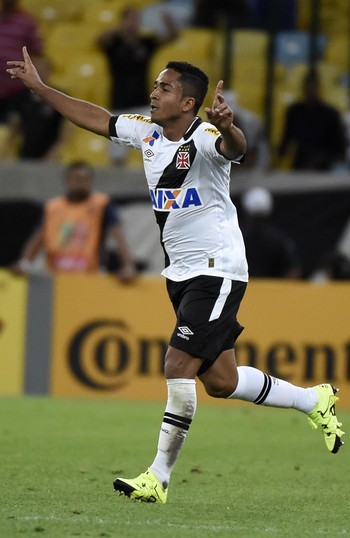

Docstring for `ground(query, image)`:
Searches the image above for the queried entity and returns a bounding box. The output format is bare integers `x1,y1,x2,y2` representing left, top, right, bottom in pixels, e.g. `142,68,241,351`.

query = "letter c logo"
68,320,136,390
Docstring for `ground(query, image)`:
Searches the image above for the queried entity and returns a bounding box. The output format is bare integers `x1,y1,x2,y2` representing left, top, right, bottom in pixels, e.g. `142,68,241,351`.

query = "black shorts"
166,275,247,375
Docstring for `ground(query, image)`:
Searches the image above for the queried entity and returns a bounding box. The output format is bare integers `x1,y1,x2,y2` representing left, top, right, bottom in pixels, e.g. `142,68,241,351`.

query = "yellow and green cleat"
113,469,168,503
307,384,345,454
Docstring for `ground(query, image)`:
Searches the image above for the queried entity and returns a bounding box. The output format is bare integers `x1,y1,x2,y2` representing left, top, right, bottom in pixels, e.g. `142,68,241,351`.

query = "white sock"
228,366,318,413
149,378,197,489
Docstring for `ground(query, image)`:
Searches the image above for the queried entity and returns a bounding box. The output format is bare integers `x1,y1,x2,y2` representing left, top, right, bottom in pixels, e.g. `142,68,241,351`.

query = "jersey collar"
183,117,202,141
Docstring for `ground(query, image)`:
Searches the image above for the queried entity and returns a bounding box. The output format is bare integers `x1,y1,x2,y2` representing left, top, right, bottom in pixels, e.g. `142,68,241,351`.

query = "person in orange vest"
14,161,136,281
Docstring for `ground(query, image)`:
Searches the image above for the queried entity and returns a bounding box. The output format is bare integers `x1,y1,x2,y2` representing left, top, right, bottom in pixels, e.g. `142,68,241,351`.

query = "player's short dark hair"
166,61,209,114
65,161,94,179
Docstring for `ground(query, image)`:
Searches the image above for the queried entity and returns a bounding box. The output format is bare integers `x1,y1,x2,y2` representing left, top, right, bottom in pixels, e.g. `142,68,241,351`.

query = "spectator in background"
0,57,70,161
13,161,136,281
278,70,346,171
249,0,298,31
0,0,43,123
97,6,178,165
193,0,252,28
240,187,301,278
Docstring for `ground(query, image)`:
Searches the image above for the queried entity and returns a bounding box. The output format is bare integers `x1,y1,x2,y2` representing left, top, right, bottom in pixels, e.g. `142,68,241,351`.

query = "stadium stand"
228,30,269,118
7,0,350,170
45,22,100,72
59,127,109,167
275,31,327,67
50,52,110,107
21,0,85,40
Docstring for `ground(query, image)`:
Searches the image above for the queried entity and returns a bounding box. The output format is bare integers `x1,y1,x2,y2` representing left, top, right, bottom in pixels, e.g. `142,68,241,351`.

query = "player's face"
150,69,190,126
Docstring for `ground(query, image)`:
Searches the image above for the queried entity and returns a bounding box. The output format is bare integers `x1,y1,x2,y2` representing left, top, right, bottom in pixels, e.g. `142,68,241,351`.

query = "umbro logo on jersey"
144,149,154,158
149,188,203,212
177,326,194,340
143,130,160,146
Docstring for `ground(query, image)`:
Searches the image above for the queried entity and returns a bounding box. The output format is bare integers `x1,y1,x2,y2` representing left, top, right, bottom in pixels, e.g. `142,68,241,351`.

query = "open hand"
6,46,43,92
204,80,233,130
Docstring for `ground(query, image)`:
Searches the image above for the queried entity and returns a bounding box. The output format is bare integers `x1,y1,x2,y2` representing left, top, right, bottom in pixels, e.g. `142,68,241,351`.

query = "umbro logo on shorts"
178,326,194,335
177,326,194,340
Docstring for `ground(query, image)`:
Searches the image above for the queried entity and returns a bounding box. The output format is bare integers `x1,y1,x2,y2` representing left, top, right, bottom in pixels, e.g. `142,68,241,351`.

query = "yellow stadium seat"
324,36,349,69
50,52,111,108
232,30,269,58
323,86,349,114
81,0,129,30
224,30,268,117
60,127,110,167
22,0,84,41
232,84,265,118
45,22,100,71
296,0,310,29
22,0,84,23
319,0,349,35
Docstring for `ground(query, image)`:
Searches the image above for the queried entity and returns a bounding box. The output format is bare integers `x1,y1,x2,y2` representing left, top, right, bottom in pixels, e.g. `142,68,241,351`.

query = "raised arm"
205,80,247,160
7,47,112,138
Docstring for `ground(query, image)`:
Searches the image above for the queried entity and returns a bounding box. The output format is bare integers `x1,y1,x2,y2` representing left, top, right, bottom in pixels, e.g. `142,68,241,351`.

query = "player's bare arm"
205,80,246,160
7,47,111,138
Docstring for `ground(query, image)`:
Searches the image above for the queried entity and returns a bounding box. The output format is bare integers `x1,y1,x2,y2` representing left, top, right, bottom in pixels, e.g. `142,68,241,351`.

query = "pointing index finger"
22,46,30,61
216,80,224,95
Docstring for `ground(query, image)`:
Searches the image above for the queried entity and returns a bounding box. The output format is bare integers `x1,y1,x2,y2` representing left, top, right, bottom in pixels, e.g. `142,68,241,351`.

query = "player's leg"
113,346,200,503
114,277,238,502
199,349,344,453
199,348,317,407
148,346,201,488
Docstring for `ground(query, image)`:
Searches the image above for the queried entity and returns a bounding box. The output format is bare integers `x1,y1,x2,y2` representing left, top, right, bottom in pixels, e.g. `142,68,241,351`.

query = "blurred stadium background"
1,0,350,404
2,0,350,167
1,0,350,275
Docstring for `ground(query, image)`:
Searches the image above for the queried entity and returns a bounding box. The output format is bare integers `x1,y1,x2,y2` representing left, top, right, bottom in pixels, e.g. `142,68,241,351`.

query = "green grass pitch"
1,396,349,538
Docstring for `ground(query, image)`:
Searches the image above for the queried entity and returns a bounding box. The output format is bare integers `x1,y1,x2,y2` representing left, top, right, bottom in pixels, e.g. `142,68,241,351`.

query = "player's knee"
204,382,235,399
164,347,201,379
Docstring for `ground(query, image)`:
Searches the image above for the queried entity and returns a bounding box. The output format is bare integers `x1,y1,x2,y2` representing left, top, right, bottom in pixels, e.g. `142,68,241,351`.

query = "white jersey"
109,114,248,283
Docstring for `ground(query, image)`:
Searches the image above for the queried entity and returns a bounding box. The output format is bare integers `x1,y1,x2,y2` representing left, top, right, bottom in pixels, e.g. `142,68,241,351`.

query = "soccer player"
7,47,344,504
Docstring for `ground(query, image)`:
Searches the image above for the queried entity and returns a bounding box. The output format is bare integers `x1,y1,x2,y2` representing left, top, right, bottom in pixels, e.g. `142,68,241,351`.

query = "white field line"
12,515,349,535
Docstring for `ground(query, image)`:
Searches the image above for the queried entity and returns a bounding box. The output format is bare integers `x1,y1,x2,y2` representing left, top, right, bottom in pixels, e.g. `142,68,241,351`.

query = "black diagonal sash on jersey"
153,138,198,268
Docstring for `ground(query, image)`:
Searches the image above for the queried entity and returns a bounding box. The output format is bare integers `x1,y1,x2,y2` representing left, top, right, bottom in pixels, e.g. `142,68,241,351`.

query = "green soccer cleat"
307,384,345,454
113,469,168,503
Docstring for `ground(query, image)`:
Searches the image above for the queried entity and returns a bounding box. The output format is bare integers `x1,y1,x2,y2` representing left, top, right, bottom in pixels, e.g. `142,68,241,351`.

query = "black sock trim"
163,417,190,431
254,374,272,405
164,412,192,425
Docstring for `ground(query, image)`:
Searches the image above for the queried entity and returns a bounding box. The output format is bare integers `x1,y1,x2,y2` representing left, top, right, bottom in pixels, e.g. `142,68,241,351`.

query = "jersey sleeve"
196,124,244,164
109,114,153,149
